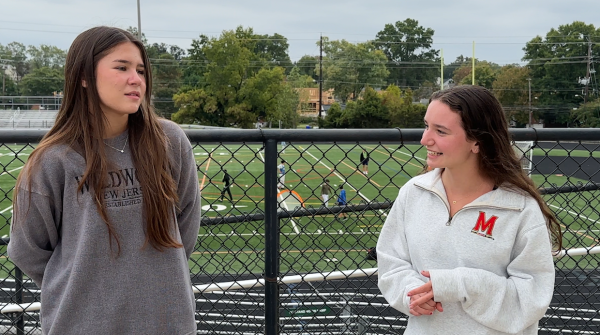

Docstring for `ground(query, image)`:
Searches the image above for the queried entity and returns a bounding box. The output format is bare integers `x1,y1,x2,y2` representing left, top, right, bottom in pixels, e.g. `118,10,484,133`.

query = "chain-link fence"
0,128,599,334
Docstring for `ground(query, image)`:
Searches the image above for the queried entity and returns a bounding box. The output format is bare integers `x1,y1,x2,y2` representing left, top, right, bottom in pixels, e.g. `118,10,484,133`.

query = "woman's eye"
437,130,446,135
137,70,145,75
424,124,429,129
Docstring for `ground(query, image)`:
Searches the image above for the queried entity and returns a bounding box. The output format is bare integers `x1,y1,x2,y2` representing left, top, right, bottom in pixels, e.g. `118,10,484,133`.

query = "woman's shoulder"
159,119,187,140
20,143,77,192
158,119,193,151
31,143,79,167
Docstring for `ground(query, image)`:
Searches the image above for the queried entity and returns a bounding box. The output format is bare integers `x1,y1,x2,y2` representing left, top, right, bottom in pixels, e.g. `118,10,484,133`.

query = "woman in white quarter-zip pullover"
377,85,562,335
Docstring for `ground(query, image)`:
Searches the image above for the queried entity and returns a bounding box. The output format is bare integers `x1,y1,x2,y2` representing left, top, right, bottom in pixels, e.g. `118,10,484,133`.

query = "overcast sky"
1,0,598,65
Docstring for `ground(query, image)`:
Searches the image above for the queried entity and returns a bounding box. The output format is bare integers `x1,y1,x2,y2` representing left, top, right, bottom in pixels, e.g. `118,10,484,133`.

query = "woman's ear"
472,142,480,154
82,79,87,88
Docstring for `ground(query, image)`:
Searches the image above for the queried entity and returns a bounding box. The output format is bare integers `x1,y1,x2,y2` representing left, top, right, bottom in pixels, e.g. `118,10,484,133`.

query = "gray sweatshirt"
8,120,201,335
377,169,554,335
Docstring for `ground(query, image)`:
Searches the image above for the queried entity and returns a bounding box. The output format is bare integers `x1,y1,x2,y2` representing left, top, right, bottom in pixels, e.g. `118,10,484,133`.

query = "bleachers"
0,110,57,129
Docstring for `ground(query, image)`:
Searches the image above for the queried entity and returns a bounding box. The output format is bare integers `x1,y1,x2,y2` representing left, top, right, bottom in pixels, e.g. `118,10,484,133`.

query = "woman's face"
420,100,479,171
94,42,146,120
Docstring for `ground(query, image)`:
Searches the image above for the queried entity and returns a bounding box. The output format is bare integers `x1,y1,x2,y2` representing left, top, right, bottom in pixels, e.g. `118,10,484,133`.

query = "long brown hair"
428,85,562,252
14,26,182,253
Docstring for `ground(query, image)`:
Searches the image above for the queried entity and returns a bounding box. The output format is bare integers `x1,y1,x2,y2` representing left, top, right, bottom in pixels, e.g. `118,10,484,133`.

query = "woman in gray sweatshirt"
8,26,201,335
377,85,562,334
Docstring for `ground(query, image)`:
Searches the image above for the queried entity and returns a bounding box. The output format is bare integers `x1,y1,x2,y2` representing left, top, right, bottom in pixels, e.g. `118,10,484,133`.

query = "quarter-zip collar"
413,168,526,212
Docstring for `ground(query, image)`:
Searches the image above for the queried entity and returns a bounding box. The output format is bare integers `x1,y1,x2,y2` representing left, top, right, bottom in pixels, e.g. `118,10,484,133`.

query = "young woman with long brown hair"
8,26,201,334
377,85,562,334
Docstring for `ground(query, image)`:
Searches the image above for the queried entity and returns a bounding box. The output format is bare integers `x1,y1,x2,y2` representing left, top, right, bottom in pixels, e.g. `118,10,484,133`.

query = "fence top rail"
1,128,600,144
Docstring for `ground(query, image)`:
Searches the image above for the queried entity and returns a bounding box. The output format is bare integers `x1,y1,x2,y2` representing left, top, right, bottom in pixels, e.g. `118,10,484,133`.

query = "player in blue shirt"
337,184,347,220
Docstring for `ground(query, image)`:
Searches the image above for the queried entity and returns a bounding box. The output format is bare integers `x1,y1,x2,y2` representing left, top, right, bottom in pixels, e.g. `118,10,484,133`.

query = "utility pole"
584,36,592,104
527,78,533,128
528,78,532,127
137,0,142,40
318,34,323,120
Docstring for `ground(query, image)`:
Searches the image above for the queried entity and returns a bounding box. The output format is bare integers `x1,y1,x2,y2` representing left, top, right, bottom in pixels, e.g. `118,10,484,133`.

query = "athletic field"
0,143,599,277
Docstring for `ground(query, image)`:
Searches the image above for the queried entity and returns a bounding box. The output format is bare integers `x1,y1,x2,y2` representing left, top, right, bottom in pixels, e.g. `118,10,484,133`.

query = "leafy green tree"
453,60,499,89
172,27,292,128
19,67,64,95
274,84,300,128
492,65,532,127
126,27,148,45
571,98,600,127
322,102,343,128
383,85,426,128
375,18,439,88
413,80,437,101
0,42,29,79
320,37,388,103
27,45,66,70
353,87,388,128
522,21,600,125
151,53,183,119
295,55,318,80
287,66,317,88
1,74,18,96
254,33,293,73
444,55,471,82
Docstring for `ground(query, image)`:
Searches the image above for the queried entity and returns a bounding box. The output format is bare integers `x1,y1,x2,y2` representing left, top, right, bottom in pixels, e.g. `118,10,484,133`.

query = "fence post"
14,266,24,335
264,139,280,335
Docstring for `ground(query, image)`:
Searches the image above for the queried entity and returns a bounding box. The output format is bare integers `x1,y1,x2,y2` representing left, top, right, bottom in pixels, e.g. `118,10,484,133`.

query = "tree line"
1,20,599,128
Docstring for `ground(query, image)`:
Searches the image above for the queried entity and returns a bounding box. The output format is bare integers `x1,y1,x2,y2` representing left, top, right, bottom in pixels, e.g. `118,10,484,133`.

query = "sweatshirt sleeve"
429,224,555,333
377,186,427,315
176,144,202,260
8,189,61,288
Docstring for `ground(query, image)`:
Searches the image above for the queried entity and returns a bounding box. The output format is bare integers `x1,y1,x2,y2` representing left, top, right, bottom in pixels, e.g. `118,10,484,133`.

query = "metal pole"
528,78,532,127
584,37,591,104
264,139,280,335
440,49,444,90
15,266,24,335
137,0,142,40
472,41,475,85
319,35,323,120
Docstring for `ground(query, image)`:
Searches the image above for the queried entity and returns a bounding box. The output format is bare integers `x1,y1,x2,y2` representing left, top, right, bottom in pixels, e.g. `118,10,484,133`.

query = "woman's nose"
420,129,432,146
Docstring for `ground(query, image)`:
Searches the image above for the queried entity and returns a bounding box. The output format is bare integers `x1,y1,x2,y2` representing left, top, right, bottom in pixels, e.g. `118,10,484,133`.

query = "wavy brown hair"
427,85,562,252
13,26,182,254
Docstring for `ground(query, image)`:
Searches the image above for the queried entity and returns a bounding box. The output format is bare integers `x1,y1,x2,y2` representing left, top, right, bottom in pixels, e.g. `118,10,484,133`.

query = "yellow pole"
440,49,444,90
472,41,475,85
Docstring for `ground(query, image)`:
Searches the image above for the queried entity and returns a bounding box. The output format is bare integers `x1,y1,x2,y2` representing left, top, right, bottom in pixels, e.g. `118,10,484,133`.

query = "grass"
1,142,599,278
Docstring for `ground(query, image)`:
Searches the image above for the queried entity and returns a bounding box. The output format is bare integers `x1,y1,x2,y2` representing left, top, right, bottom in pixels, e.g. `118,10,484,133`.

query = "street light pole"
137,0,142,40
527,78,532,127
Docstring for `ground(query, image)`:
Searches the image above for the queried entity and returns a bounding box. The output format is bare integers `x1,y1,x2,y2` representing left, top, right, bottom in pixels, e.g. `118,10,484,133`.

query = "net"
513,141,534,175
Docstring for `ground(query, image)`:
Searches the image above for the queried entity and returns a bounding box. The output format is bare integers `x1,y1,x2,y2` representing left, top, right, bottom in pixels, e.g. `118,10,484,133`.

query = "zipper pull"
446,217,452,226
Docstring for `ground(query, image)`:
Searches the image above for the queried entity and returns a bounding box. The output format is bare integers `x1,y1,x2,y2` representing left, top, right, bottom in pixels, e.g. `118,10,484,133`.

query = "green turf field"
1,142,599,279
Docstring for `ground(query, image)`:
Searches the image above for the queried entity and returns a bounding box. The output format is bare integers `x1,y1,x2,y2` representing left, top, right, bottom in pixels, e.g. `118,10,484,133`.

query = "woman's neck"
441,165,494,196
103,115,129,138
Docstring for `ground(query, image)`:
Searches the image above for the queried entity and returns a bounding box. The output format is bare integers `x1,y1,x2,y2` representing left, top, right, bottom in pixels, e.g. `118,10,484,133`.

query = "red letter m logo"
471,211,498,238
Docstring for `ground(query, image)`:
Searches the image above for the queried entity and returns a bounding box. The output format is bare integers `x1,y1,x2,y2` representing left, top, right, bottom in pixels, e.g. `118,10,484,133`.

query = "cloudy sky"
1,0,598,65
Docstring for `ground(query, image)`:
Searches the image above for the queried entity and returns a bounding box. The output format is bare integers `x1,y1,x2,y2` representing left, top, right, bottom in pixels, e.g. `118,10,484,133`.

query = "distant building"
296,88,335,116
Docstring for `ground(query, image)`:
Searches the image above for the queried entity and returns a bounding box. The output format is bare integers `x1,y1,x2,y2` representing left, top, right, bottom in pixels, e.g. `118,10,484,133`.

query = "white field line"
299,146,386,217
0,206,12,214
548,203,600,225
257,148,300,234
0,166,23,177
